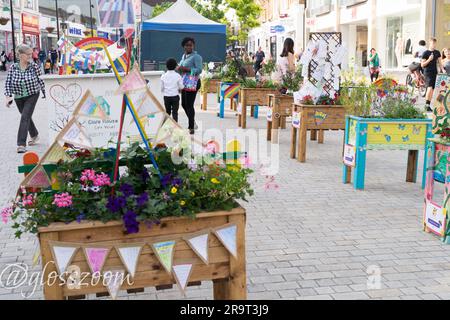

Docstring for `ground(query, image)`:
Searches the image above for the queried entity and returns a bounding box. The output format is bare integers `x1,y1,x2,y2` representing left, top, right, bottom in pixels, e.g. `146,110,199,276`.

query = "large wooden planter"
201,79,221,111
343,116,433,190
237,88,279,129
38,207,246,300
266,94,294,143
290,104,347,162
243,64,255,78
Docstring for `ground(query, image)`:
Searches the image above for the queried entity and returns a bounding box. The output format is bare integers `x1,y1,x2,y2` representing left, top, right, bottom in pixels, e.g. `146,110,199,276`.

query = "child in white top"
161,58,184,122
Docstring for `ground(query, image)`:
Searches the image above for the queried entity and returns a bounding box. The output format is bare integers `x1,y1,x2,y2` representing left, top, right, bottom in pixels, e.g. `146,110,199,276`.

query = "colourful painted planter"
217,82,241,119
343,116,433,190
423,139,450,243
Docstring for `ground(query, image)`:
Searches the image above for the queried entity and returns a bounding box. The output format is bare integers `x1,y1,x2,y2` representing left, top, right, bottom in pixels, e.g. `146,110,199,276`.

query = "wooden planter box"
343,116,433,190
201,79,221,111
266,94,294,143
38,207,246,300
237,88,279,129
290,104,347,162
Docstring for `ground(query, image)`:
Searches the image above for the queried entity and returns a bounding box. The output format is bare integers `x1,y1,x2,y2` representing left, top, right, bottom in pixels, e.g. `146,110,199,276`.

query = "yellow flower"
180,200,186,206
191,192,195,196
171,187,178,194
211,178,220,184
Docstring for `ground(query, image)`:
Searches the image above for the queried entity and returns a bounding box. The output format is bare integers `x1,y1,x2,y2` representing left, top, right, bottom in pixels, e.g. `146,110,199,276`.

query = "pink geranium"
22,194,34,207
53,193,73,208
93,173,111,187
1,206,13,224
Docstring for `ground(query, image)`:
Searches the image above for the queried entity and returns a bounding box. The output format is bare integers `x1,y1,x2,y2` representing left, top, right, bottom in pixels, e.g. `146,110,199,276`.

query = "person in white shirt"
161,58,184,122
414,40,427,61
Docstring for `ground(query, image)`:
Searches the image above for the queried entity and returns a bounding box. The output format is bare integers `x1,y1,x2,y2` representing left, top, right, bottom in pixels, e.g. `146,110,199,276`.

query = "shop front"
0,17,20,55
65,21,86,43
22,12,40,50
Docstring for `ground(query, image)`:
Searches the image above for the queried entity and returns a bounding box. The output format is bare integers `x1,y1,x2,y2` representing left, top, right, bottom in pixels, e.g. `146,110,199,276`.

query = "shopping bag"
182,72,199,92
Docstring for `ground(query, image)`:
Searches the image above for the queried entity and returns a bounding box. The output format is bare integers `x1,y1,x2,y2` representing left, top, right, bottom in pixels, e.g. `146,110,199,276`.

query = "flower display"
53,193,73,208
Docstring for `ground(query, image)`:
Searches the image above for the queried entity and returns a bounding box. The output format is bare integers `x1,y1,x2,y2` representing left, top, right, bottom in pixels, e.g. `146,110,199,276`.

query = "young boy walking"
161,58,184,122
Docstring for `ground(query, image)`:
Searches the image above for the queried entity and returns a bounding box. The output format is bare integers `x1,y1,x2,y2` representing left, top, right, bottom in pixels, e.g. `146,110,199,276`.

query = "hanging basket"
46,27,55,34
0,17,10,26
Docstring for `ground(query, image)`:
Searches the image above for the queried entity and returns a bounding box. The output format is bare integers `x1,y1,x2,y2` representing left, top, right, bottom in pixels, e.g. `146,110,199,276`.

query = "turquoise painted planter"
343,116,433,190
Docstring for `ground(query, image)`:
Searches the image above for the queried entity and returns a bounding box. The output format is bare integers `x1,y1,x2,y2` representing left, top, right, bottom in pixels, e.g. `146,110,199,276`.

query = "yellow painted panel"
367,123,426,145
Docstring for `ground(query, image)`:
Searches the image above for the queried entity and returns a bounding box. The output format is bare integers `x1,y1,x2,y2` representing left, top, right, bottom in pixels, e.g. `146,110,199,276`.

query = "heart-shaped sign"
49,83,82,111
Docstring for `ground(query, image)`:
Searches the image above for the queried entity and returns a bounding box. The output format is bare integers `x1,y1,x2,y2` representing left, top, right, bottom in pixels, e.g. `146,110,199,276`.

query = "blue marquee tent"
140,0,226,70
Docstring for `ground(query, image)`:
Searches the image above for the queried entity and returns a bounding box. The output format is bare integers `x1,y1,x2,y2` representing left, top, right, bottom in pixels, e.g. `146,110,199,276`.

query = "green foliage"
381,95,425,119
261,59,277,76
340,86,377,117
241,78,278,89
280,65,303,92
151,2,173,17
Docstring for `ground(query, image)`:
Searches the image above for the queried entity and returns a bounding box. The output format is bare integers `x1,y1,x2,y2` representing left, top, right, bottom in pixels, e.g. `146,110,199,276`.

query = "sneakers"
189,129,195,135
28,135,39,146
17,146,26,153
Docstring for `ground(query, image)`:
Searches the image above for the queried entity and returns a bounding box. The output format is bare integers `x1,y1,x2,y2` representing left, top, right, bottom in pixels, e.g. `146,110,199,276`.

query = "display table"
343,116,433,190
266,94,293,143
201,79,221,111
237,88,279,129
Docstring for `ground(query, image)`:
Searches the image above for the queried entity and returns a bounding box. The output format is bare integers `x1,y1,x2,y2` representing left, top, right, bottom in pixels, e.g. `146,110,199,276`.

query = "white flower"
81,185,90,192
90,186,101,193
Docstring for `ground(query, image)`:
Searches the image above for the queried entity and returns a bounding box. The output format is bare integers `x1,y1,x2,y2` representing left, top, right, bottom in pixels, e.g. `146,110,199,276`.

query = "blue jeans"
15,93,39,146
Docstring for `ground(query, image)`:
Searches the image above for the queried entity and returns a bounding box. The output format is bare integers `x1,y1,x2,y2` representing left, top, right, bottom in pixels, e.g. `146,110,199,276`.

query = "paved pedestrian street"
2,95,450,300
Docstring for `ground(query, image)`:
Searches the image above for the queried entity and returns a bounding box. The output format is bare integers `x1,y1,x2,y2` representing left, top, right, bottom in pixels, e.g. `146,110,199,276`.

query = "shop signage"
97,31,109,39
270,25,285,33
22,13,39,34
67,22,86,38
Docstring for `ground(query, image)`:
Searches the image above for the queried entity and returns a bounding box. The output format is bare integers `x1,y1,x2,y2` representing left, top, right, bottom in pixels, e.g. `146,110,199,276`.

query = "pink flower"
1,206,13,224
93,173,111,187
80,169,96,183
22,194,34,207
53,193,73,208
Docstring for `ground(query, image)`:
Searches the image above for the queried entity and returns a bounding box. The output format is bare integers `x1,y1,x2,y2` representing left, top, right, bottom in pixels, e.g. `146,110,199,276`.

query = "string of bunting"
46,223,238,298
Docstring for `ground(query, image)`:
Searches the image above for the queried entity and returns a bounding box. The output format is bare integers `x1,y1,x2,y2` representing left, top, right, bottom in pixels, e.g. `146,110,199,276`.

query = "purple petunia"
136,192,149,207
117,196,127,208
76,213,85,223
161,173,173,187
123,210,139,234
106,196,121,213
119,183,134,197
172,177,182,186
141,168,150,183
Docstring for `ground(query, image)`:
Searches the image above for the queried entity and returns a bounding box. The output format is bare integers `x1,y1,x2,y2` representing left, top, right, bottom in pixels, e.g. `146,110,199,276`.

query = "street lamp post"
89,0,94,38
9,0,16,62
55,0,60,39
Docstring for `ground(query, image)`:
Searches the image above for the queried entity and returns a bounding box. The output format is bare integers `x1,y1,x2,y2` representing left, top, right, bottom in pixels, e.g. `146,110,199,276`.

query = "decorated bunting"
183,232,209,265
41,142,72,164
49,243,79,275
83,247,111,275
155,117,184,144
57,119,93,149
213,224,238,258
22,165,51,188
172,264,193,295
116,244,144,278
151,240,176,274
116,65,148,94
73,91,107,120
104,269,125,300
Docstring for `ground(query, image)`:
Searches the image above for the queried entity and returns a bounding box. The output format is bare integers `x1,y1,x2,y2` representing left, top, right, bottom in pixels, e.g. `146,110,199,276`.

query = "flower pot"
38,206,247,300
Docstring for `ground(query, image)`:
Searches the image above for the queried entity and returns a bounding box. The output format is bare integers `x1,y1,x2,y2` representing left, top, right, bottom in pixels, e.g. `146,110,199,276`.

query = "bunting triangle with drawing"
184,232,209,265
72,90,107,119
116,64,147,94
50,243,79,275
40,141,72,164
57,119,93,149
83,247,111,275
22,165,51,188
213,224,238,258
151,240,176,274
116,244,144,278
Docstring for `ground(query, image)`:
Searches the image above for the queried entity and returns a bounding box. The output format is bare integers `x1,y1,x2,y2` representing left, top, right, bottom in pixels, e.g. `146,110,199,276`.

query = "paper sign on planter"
83,247,111,275
425,201,447,237
73,91,106,120
103,269,125,300
292,112,301,128
343,144,356,167
172,264,193,295
151,240,176,273
49,243,79,275
213,224,238,258
267,108,273,122
116,244,144,278
183,232,209,265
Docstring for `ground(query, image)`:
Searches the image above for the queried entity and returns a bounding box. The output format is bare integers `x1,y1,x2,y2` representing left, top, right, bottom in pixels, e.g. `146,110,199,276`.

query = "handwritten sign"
343,144,356,167
84,247,110,275
152,240,176,273
425,201,447,237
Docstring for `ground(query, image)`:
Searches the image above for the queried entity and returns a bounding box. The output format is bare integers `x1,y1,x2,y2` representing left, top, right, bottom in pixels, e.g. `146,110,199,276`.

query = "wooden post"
318,130,325,144
298,111,308,162
406,150,419,183
242,92,247,129
202,92,207,111
354,122,368,190
281,116,287,129
250,105,255,118
227,214,247,299
310,129,317,141
213,279,229,300
271,113,280,143
267,119,272,141
290,126,297,159
40,232,65,300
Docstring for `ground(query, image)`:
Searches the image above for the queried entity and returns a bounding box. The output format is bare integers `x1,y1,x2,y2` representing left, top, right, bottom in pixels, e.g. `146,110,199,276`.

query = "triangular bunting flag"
151,240,176,274
83,247,110,275
41,142,71,164
172,264,193,295
184,233,209,265
213,224,238,258
23,165,51,188
133,94,163,121
144,112,166,138
50,244,79,275
116,245,143,278
116,64,147,94
155,117,182,144
58,119,93,149
104,269,125,300
106,42,126,65
73,91,107,119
